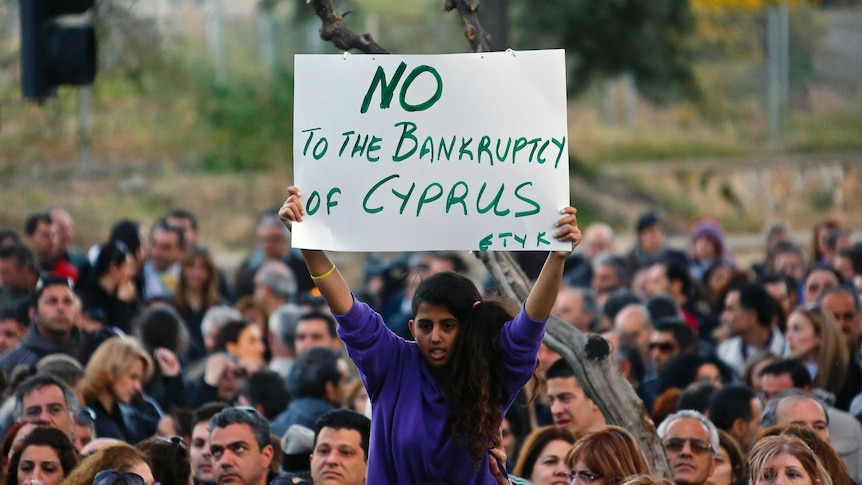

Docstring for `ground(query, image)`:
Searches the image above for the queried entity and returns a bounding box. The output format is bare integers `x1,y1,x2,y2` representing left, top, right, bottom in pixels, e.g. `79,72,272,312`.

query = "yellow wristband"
311,264,336,281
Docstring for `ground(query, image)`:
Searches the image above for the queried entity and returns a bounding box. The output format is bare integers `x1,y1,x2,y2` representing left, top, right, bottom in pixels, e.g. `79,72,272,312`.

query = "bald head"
582,222,614,260
614,304,652,359
554,287,594,332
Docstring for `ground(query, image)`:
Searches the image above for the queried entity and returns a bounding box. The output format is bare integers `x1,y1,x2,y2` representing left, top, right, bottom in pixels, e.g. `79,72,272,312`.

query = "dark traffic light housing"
20,0,97,100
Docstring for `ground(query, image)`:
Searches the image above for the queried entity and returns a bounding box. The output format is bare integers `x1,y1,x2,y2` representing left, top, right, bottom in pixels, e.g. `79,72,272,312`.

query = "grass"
785,111,862,152
567,101,862,168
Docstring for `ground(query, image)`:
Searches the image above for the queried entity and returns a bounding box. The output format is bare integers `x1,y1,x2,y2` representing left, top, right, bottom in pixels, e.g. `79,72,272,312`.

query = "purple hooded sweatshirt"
335,296,545,484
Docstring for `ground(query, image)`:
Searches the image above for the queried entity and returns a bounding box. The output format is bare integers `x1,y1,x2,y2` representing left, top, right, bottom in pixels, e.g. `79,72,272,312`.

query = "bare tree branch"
476,251,673,478
307,0,388,54
444,0,491,52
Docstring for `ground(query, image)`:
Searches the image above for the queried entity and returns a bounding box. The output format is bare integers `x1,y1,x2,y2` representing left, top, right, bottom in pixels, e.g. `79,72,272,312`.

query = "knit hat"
281,425,314,479
690,221,726,257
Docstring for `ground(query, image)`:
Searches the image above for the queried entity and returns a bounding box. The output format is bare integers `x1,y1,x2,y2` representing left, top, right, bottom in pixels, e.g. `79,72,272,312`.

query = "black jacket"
0,324,82,374
87,397,159,444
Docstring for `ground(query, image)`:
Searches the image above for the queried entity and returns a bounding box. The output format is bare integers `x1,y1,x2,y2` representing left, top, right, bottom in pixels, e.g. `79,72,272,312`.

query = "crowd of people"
0,189,859,485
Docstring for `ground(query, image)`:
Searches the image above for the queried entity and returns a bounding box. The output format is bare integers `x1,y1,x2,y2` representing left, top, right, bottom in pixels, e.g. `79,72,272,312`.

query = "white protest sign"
292,49,570,252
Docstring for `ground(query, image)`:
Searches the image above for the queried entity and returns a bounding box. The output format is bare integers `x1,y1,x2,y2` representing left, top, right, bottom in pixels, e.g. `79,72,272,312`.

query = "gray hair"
258,214,290,238
762,389,829,428
656,409,719,455
209,407,271,450
201,305,243,340
14,373,80,421
255,261,297,301
269,303,304,348
615,303,653,330
580,289,600,331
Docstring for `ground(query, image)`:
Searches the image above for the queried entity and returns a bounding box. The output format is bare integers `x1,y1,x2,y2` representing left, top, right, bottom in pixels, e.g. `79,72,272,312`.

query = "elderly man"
657,410,717,485
760,360,862,482
762,389,830,442
553,287,598,333
15,374,78,440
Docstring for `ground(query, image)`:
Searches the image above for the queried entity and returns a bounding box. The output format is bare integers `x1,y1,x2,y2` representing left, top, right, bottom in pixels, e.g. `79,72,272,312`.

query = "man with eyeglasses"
648,320,694,372
656,410,717,485
14,374,78,441
209,407,274,485
1,275,83,374
818,287,862,410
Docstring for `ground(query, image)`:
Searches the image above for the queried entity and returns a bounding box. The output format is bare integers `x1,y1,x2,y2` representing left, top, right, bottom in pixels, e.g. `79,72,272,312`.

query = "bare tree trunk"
477,251,671,477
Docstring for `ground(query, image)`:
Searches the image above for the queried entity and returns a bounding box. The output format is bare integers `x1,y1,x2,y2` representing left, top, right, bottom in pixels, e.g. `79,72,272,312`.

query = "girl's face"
707,265,732,293
705,446,735,485
753,453,814,485
694,236,718,261
183,257,210,290
408,302,459,374
231,325,265,365
111,358,145,404
17,445,64,485
528,440,572,485
786,313,820,361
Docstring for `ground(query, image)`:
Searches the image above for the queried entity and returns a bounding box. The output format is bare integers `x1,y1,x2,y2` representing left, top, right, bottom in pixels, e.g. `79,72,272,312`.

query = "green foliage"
197,71,294,172
514,0,700,104
690,3,827,120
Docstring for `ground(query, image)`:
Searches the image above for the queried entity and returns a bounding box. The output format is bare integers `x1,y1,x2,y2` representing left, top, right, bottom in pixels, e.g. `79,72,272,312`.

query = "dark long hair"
411,271,517,466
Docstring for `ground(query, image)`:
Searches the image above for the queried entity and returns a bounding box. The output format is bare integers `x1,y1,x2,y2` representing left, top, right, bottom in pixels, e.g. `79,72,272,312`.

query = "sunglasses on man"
662,437,713,454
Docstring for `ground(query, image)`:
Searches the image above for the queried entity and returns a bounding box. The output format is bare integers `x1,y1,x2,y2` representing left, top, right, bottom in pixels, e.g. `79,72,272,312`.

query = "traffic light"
20,0,97,101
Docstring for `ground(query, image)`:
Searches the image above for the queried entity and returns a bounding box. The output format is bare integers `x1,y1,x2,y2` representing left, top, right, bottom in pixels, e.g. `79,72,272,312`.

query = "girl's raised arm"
278,186,354,315
524,206,581,321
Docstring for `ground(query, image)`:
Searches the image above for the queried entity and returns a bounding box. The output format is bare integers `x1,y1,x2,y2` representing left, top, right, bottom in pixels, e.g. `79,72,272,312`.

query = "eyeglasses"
649,342,676,353
663,437,713,454
93,471,147,485
566,471,603,484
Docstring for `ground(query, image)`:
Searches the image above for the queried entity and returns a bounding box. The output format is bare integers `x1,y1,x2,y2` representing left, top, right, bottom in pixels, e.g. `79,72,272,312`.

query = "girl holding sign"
278,185,581,484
